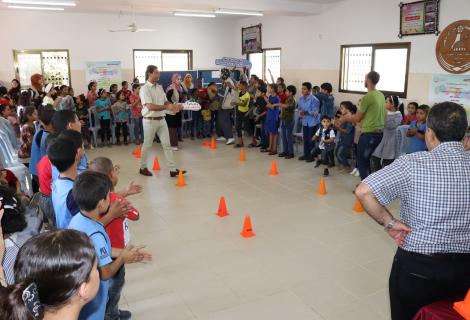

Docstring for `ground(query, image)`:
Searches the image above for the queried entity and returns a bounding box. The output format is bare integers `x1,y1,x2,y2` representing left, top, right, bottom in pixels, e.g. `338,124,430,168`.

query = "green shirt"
280,96,296,123
360,89,385,133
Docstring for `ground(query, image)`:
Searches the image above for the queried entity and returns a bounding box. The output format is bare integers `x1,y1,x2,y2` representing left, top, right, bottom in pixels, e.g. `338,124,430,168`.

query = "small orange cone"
133,145,141,156
239,148,246,161
269,160,279,176
175,170,186,187
240,215,255,238
132,147,137,155
316,177,327,195
136,145,142,159
353,198,364,213
210,137,217,149
152,156,161,171
216,196,229,217
454,289,470,319
202,141,210,147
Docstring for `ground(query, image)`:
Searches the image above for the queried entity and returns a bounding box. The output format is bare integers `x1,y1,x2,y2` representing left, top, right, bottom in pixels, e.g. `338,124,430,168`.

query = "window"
339,43,411,98
133,50,193,83
248,48,281,83
13,50,71,87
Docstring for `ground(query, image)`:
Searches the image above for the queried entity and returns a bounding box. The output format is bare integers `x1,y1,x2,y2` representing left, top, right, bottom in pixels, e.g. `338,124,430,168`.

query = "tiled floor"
88,139,399,320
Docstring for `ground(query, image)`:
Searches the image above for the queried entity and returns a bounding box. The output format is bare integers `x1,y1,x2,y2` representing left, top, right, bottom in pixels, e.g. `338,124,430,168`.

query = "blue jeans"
357,133,383,180
202,120,211,137
105,265,125,320
191,110,202,137
335,143,351,167
302,125,316,159
132,117,143,141
281,121,294,155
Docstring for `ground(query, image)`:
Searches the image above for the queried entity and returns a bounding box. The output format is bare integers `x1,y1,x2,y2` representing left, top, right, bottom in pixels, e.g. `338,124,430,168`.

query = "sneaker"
285,154,294,159
323,168,330,176
260,148,269,153
269,151,278,155
226,138,235,145
119,310,132,320
354,171,360,177
172,147,179,151
278,152,287,157
350,168,358,175
216,136,227,142
139,168,153,177
298,156,307,161
314,160,322,168
170,169,187,177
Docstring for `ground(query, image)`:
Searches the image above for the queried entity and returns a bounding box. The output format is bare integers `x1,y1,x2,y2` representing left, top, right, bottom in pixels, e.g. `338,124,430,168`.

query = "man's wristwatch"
384,218,397,232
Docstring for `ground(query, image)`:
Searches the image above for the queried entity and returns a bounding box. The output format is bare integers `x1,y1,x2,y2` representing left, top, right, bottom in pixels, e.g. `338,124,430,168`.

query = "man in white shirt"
139,65,186,177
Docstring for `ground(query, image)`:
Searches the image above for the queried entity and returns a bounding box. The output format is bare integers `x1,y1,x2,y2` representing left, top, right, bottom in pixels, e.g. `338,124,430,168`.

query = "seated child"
334,101,357,172
18,106,37,161
68,171,151,320
312,116,336,176
407,104,430,154
89,156,143,319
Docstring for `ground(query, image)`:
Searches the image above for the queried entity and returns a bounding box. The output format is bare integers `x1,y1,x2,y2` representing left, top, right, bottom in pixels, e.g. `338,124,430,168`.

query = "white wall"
0,10,238,93
236,0,470,104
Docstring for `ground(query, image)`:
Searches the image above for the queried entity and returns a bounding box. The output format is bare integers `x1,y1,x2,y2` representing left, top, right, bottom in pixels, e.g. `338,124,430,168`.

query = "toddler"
312,116,335,176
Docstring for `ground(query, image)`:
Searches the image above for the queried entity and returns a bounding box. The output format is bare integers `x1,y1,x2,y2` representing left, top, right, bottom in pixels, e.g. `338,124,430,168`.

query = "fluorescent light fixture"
8,4,64,10
174,12,216,18
3,0,75,6
215,8,263,16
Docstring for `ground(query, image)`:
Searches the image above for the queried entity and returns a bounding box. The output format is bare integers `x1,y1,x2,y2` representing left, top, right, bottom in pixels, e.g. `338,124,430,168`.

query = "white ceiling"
0,0,347,17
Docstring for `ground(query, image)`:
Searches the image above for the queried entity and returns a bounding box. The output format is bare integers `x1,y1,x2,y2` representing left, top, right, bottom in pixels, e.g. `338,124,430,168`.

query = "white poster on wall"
429,74,470,114
85,61,122,90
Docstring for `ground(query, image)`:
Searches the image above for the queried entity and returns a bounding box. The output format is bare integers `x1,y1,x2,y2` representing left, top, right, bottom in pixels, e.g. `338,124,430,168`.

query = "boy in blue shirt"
316,82,336,119
407,105,430,154
297,82,321,162
29,105,55,192
69,171,151,320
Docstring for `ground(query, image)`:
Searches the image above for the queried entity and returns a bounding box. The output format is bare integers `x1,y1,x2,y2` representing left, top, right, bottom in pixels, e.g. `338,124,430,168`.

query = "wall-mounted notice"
85,61,122,89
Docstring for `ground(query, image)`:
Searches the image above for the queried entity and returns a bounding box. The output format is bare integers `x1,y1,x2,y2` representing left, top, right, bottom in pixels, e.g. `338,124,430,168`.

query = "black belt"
398,247,470,261
362,131,383,135
144,116,164,120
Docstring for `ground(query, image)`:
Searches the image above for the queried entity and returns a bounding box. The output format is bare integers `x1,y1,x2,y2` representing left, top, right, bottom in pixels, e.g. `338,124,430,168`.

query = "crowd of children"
0,70,448,319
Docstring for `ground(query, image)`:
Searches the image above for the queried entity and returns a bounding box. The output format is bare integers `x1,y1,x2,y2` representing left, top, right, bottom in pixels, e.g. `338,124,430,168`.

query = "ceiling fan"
109,22,155,33
109,6,156,33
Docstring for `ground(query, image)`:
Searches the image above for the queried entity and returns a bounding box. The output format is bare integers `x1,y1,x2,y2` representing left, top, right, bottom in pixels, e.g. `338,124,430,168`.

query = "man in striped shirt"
356,102,470,319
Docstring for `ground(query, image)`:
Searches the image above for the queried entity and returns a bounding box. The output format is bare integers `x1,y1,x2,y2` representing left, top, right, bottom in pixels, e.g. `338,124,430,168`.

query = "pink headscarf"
167,73,182,94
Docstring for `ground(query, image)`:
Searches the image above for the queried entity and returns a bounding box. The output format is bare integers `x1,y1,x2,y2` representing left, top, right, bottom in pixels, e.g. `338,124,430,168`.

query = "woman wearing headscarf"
165,74,183,150
29,74,44,108
181,74,199,140
8,79,21,104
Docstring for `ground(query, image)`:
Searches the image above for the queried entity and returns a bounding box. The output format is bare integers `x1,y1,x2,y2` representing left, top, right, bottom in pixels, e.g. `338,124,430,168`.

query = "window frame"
13,49,72,88
133,49,193,80
339,42,411,98
247,47,282,82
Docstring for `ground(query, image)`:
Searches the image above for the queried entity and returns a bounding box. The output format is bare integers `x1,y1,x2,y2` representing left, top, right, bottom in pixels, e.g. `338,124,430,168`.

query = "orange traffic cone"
202,141,210,147
240,215,255,238
135,145,142,159
216,196,229,217
454,289,470,319
175,170,186,187
210,137,217,149
133,145,141,156
353,198,364,213
239,148,246,161
152,156,160,171
269,160,279,176
317,177,327,195
132,147,137,155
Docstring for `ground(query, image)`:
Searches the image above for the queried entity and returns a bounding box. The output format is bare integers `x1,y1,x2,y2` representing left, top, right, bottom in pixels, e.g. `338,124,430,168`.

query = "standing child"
232,81,251,148
253,84,268,149
316,82,335,119
401,101,418,125
264,83,281,155
112,91,129,145
277,85,296,159
129,83,143,145
109,84,119,105
407,104,430,154
68,171,150,320
334,101,357,172
277,83,287,104
371,96,403,170
18,106,37,161
312,116,336,176
89,157,143,320
76,94,92,148
96,88,112,147
121,81,131,102
201,106,212,138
